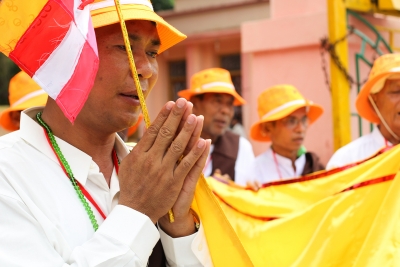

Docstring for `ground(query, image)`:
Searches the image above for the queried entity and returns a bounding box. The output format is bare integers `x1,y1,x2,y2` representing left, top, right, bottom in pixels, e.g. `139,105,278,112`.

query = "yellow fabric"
192,175,254,266
0,0,47,56
203,145,400,266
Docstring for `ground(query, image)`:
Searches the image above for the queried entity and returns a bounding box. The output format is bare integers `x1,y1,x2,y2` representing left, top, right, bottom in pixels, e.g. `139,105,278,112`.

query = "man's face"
261,107,308,153
371,78,400,135
77,20,159,133
192,93,235,140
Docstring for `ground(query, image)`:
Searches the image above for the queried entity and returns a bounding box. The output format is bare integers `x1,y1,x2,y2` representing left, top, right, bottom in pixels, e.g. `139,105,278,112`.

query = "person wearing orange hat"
0,71,47,131
0,1,212,266
327,53,400,169
249,85,324,184
178,68,255,186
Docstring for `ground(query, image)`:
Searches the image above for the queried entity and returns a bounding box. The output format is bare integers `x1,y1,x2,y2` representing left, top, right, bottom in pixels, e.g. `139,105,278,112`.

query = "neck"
378,125,400,145
41,102,116,185
272,145,297,164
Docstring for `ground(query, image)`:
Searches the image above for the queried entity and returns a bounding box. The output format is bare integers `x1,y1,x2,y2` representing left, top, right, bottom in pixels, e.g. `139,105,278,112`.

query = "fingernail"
187,114,196,124
197,139,205,148
166,101,174,110
176,98,186,108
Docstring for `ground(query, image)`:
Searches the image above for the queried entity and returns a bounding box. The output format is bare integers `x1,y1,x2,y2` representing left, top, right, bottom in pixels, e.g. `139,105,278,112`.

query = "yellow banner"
203,145,400,266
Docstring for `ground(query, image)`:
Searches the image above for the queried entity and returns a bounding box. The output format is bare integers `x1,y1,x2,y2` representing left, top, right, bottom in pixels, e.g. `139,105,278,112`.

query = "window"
169,60,186,100
221,54,243,127
220,54,241,95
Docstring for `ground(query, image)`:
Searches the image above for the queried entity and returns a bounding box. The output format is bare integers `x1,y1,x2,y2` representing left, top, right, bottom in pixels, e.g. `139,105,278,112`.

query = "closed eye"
147,51,159,58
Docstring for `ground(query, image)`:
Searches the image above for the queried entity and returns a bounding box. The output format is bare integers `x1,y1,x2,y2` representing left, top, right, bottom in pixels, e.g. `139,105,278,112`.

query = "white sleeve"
234,137,255,186
0,192,160,267
159,222,213,267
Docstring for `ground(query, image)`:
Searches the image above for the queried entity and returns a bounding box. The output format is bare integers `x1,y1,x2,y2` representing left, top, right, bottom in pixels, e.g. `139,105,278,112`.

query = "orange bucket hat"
177,68,246,106
0,71,48,131
250,84,323,142
356,53,400,124
90,0,186,54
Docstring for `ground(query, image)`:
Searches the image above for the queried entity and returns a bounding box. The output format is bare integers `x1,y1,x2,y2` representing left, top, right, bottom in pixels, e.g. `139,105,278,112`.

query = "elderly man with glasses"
249,85,325,185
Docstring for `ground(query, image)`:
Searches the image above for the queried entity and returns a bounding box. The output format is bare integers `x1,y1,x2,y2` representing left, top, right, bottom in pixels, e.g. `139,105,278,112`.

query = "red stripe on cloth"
338,174,395,193
55,24,99,122
212,190,279,222
10,0,73,76
259,146,393,189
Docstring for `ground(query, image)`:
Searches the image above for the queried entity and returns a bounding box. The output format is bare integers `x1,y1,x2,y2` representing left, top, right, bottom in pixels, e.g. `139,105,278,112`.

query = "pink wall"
147,0,400,166
241,4,332,164
242,46,334,164
241,1,400,165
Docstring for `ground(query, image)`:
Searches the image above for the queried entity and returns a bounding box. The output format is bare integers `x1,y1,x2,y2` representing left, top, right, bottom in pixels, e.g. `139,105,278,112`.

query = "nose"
294,120,307,133
220,102,233,116
132,52,153,80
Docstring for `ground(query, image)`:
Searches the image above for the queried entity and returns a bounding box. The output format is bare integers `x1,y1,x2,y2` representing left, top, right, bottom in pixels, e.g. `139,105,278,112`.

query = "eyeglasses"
280,116,309,129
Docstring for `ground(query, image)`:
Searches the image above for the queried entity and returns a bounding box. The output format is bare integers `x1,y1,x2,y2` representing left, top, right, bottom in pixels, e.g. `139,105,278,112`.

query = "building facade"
147,0,400,164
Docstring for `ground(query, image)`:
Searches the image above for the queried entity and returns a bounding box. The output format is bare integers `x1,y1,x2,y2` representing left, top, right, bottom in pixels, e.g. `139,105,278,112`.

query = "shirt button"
198,243,203,251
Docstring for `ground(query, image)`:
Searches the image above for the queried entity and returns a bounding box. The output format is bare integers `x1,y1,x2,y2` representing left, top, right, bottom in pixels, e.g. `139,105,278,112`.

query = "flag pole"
113,0,175,223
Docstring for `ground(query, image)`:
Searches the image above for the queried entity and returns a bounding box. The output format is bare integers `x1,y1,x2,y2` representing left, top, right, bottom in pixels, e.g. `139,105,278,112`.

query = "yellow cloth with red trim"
193,145,400,266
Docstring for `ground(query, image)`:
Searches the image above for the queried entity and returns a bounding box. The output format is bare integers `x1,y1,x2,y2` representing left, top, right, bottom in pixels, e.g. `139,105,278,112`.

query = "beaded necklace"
36,111,116,231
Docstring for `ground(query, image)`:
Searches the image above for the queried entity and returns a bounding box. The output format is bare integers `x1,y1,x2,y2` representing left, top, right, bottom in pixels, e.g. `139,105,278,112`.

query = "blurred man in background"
179,68,255,186
249,85,324,185
327,54,400,169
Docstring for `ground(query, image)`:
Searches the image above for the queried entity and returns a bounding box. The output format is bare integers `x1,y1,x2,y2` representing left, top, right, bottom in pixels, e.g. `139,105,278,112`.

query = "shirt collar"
267,146,304,166
20,107,130,186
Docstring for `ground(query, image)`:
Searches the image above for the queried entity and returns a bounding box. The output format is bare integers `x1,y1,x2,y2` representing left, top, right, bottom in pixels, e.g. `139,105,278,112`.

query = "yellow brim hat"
90,0,187,54
356,59,400,124
0,91,48,131
249,85,323,142
178,68,246,106
178,86,246,106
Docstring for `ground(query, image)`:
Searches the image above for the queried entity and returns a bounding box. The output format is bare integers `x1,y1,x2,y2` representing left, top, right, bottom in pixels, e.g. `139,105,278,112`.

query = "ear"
260,122,273,137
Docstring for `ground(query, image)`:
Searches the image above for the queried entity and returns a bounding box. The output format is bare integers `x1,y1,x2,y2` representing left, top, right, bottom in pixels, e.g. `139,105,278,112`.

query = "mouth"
120,92,139,100
119,91,141,106
214,119,228,127
293,137,304,143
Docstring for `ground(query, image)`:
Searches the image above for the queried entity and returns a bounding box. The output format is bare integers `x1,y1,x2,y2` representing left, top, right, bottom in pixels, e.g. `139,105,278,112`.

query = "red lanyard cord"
43,129,119,220
272,150,283,180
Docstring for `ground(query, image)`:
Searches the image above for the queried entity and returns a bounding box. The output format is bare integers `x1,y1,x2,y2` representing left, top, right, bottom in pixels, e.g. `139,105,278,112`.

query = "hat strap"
261,99,306,120
90,0,153,11
368,95,400,141
11,89,46,107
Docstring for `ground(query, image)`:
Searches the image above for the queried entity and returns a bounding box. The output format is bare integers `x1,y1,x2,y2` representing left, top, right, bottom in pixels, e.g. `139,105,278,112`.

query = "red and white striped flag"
0,0,99,122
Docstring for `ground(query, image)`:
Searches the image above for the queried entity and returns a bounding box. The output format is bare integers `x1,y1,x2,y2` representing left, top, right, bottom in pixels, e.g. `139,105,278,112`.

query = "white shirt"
251,147,306,184
326,127,390,170
0,107,212,267
203,136,255,186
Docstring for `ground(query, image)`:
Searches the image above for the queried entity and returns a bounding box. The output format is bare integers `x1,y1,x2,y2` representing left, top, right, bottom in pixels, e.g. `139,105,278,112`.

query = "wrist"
159,210,197,238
